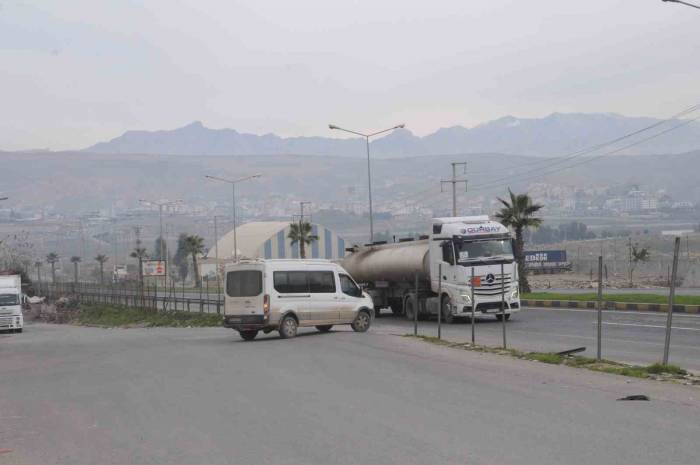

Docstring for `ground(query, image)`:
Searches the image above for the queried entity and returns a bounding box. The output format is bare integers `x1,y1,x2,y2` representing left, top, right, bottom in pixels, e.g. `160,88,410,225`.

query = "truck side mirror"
440,241,455,266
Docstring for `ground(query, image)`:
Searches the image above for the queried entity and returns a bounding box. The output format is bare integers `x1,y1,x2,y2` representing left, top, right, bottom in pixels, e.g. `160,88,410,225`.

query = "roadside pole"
500,263,506,349
663,237,681,365
414,273,418,336
596,255,603,361
470,267,476,345
437,263,442,340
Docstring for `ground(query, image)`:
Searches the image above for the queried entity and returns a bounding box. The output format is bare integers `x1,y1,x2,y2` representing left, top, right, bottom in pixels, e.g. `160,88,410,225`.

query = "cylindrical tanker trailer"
341,216,521,322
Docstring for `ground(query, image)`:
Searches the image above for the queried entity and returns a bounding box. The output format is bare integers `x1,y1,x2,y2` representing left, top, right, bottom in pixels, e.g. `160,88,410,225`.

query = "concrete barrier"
521,299,699,314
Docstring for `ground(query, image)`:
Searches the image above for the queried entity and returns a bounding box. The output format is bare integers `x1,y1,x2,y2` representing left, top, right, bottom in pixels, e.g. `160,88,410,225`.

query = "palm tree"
184,235,205,287
95,254,109,285
34,260,42,282
70,256,82,284
288,222,318,259
46,252,59,283
130,247,149,287
494,189,543,293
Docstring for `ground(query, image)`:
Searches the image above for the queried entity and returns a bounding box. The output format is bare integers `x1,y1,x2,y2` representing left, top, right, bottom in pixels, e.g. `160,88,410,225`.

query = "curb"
521,299,700,314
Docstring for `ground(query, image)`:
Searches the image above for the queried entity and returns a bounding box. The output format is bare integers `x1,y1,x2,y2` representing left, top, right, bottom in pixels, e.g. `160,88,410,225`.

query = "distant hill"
82,113,700,157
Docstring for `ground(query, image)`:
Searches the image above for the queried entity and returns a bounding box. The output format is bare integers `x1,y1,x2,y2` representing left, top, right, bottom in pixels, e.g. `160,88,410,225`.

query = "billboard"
142,260,166,277
524,250,567,264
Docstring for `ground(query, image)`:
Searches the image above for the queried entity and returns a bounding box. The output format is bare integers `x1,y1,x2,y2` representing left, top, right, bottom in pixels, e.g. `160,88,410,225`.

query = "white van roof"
225,259,339,272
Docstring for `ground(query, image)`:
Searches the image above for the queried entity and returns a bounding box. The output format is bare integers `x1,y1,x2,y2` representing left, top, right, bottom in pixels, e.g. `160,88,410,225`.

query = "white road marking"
600,321,700,331
527,306,700,319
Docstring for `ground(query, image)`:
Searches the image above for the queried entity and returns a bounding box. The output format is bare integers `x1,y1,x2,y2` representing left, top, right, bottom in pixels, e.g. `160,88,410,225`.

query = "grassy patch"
523,292,700,306
405,335,694,383
74,304,222,328
646,363,687,375
525,352,564,364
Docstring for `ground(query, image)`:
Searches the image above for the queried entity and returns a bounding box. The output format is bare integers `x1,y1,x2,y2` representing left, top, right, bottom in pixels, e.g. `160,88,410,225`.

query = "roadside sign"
142,260,166,277
524,250,567,264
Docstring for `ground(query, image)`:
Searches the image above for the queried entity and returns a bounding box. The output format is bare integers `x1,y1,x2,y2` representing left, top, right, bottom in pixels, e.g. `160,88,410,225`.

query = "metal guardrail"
38,281,224,314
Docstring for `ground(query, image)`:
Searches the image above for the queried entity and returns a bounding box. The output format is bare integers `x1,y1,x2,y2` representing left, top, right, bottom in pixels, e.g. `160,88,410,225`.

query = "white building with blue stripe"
212,221,347,261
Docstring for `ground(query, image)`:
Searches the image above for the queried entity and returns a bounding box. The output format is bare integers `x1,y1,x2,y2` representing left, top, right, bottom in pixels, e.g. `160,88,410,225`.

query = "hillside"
2,150,700,214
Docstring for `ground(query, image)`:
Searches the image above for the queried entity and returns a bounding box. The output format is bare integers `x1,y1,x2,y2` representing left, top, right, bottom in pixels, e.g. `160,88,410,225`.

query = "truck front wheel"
441,295,454,324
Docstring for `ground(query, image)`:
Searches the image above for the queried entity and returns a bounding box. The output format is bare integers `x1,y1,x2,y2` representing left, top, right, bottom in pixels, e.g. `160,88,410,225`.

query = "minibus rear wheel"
279,315,298,339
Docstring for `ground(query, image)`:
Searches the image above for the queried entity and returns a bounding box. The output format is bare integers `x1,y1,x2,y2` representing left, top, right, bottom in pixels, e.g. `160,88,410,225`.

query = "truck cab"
0,275,24,333
430,216,520,321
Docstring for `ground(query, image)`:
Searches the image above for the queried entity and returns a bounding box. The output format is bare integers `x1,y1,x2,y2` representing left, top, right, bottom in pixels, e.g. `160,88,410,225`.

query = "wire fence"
38,280,224,314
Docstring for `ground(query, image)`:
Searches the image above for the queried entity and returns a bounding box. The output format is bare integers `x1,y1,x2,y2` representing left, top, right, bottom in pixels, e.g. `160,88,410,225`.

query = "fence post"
500,262,506,349
414,273,418,336
437,263,442,340
470,267,475,345
596,255,603,361
663,237,681,365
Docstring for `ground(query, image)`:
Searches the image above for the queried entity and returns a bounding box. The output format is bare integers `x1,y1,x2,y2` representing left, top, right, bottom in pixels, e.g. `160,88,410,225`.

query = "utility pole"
214,216,221,296
441,162,467,217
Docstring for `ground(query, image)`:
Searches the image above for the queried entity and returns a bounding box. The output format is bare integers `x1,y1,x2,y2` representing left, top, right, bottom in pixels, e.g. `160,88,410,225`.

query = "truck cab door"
437,241,459,293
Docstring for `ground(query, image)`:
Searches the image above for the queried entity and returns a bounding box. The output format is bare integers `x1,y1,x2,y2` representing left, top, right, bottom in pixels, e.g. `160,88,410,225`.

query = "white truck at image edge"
341,216,520,322
0,274,24,332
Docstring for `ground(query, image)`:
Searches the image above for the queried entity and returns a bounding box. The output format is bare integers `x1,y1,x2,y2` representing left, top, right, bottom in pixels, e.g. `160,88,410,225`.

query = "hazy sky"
1,0,697,151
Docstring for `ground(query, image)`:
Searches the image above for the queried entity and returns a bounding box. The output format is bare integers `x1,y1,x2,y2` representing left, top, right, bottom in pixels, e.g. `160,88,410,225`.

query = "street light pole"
139,199,182,284
138,199,182,260
205,174,262,261
329,123,405,242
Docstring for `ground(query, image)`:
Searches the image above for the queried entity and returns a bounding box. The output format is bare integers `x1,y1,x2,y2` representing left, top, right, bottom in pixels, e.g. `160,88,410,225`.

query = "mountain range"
83,113,700,158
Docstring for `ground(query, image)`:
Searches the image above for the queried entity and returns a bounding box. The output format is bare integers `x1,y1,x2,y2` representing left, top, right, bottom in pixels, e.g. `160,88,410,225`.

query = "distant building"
211,221,347,261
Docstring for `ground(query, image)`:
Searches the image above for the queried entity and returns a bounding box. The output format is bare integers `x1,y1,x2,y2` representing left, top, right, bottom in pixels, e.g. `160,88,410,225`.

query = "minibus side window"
273,271,309,293
339,274,362,298
308,271,336,293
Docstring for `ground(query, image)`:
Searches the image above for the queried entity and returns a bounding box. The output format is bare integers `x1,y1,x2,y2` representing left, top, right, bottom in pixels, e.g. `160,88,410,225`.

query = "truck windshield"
455,239,513,263
0,294,19,306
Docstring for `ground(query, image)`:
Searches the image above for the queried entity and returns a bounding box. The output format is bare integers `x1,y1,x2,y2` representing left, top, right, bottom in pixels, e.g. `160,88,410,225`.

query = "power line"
464,103,700,190
470,115,700,192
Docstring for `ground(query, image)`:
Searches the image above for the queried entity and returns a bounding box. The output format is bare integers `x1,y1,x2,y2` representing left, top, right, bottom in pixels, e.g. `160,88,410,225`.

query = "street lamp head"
329,124,338,130
396,124,405,129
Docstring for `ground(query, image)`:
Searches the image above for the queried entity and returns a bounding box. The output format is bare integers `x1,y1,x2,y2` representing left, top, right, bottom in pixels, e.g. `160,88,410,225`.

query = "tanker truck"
341,216,520,322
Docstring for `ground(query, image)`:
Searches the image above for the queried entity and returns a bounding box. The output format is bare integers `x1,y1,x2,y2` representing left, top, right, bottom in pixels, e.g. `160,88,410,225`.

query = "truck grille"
0,316,14,328
474,274,512,296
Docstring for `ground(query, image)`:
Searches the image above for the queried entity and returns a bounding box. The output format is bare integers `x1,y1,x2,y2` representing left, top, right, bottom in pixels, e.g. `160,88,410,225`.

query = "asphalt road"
374,306,700,372
2,323,700,465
